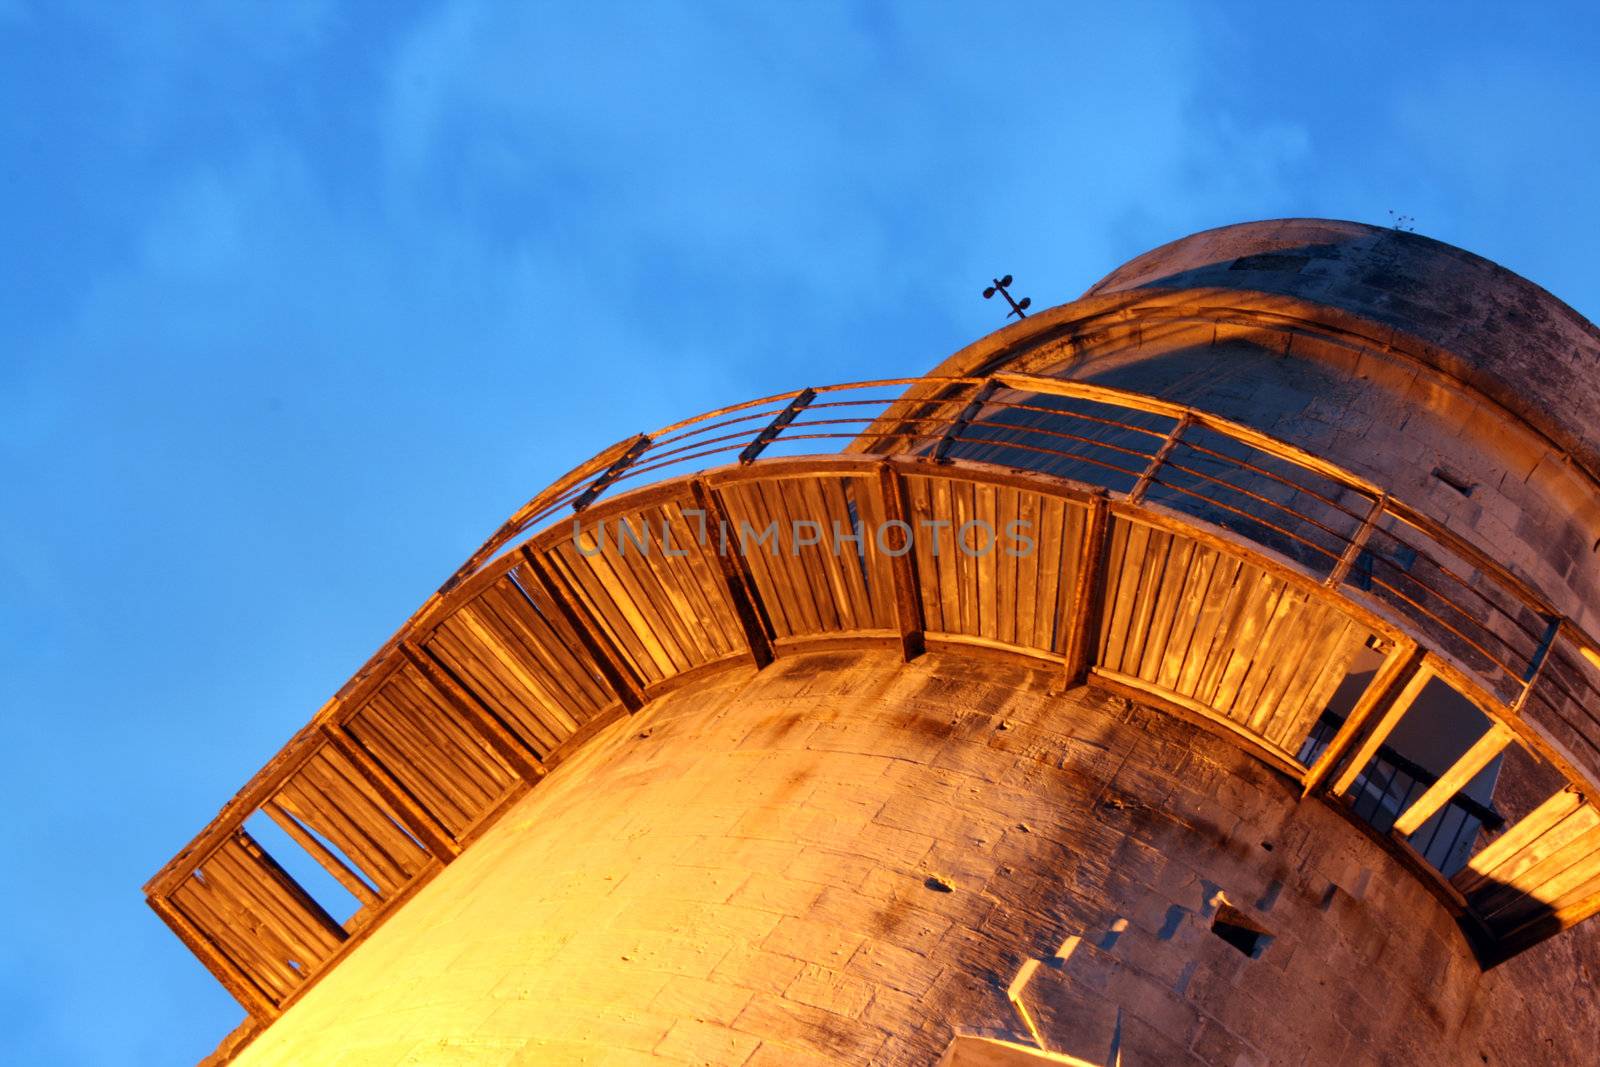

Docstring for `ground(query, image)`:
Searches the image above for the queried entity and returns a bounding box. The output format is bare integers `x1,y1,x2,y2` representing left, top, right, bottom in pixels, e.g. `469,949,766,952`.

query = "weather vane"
983,274,1030,319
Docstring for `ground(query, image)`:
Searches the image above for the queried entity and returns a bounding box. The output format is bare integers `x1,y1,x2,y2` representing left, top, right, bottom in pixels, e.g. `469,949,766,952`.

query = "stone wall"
231,648,1600,1066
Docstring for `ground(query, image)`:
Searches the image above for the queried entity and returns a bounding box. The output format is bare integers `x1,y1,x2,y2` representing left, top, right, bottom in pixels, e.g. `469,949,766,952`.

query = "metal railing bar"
962,416,1163,463
939,434,1150,479
1364,523,1548,641
975,398,1175,440
1360,537,1548,652
1143,474,1344,563
1174,436,1373,522
1360,570,1526,681
643,377,969,440
1158,457,1360,549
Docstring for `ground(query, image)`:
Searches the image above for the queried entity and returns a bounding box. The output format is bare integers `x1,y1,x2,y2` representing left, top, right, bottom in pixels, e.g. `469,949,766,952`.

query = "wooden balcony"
146,374,1600,1052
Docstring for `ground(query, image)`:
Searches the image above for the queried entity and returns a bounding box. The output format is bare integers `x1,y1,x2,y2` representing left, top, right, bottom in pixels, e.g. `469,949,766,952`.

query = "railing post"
1302,639,1423,796
1126,413,1192,504
1061,491,1111,688
320,724,461,860
1392,722,1515,837
688,480,776,669
1328,655,1433,798
931,380,997,463
399,640,550,779
1325,492,1388,588
740,388,817,464
571,433,652,512
878,462,926,661
520,548,649,709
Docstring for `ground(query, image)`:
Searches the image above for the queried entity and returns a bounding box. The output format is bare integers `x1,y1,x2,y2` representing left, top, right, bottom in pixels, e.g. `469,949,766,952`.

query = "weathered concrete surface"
230,650,1600,1066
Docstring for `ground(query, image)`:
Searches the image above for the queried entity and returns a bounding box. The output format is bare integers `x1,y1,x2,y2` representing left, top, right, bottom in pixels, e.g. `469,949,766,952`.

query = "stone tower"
149,220,1600,1066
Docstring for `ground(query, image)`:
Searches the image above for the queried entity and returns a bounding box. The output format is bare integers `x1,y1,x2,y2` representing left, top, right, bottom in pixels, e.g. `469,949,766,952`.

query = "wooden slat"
148,894,279,1019
689,479,777,667
320,727,460,861
1393,723,1515,837
263,801,380,910
1463,803,1600,902
284,748,426,889
516,553,645,713
1473,818,1600,920
1330,664,1433,797
1458,788,1587,886
399,643,547,782
1303,642,1423,795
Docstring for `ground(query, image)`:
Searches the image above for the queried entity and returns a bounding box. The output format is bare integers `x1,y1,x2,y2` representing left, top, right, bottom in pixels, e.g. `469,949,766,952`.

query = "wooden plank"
276,770,409,895
1201,568,1278,711
289,751,425,888
424,616,565,752
1458,788,1586,885
1463,802,1600,900
320,725,460,861
1120,527,1175,677
1101,517,1146,671
148,894,279,1019
1156,541,1217,692
263,801,380,910
1036,496,1074,654
607,508,702,672
1232,585,1304,726
1330,660,1433,797
1474,821,1600,920
849,472,897,630
516,552,647,712
400,642,548,782
1136,535,1195,684
351,703,482,827
1265,611,1350,743
792,475,849,632
688,480,775,667
1177,554,1244,698
716,481,792,639
1393,723,1515,836
1262,616,1361,752
930,476,962,635
1303,641,1423,795
976,481,1001,642
545,538,662,687
206,835,344,963
478,576,609,718
994,484,1019,647
382,667,518,795
953,479,979,638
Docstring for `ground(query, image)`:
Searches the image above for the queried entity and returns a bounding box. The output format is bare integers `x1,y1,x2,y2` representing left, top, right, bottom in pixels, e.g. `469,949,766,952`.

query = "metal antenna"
982,273,1031,319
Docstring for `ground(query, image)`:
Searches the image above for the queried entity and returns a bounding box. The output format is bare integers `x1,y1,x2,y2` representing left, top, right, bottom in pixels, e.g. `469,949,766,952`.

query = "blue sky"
3,3,1598,1063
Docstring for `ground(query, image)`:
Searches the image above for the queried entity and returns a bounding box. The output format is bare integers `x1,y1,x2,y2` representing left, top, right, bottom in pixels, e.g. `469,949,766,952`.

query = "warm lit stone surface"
230,649,1600,1066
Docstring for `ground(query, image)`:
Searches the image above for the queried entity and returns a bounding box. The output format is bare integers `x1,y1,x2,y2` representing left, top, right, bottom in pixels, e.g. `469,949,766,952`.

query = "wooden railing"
149,374,1600,1047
